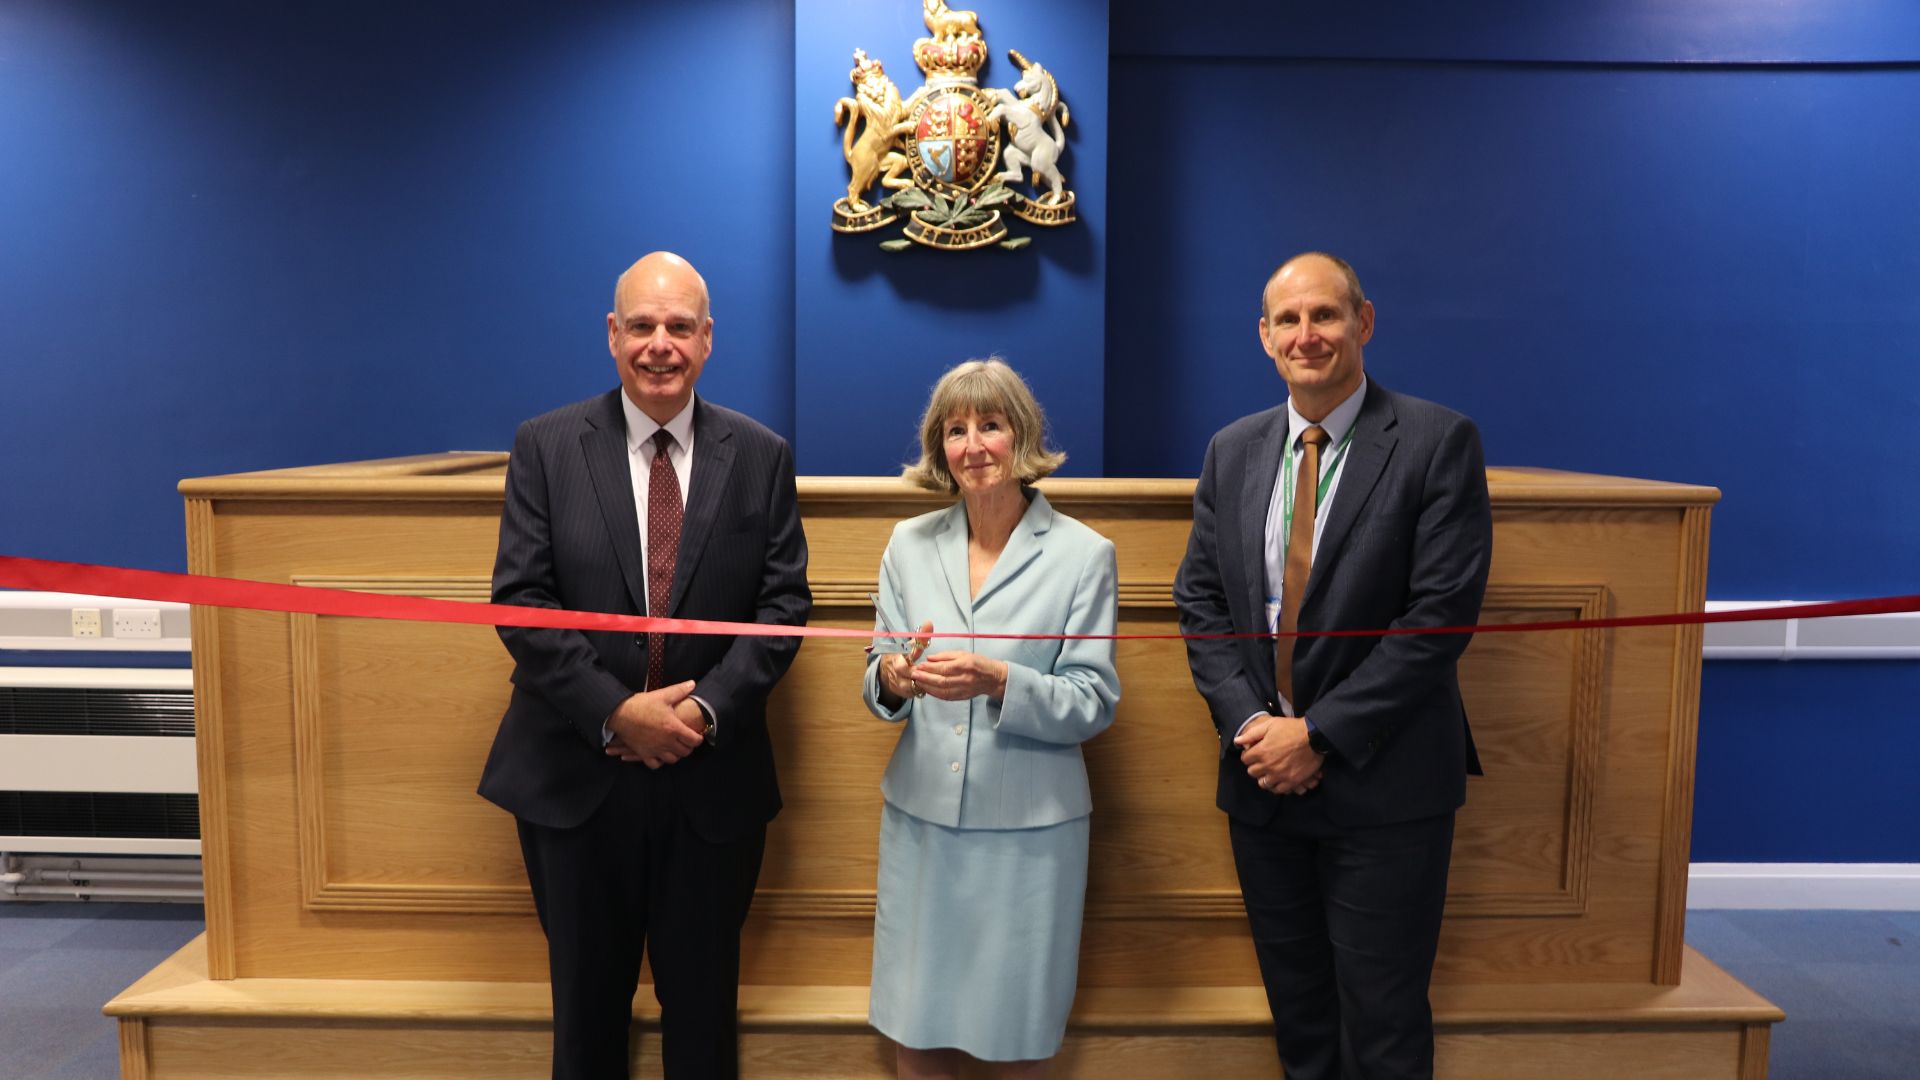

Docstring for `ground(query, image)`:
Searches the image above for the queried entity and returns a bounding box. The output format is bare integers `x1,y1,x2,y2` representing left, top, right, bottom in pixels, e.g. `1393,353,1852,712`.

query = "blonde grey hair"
902,358,1066,494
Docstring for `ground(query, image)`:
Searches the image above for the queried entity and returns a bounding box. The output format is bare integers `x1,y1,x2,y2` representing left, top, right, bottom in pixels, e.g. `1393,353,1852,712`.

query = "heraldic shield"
831,0,1076,251
908,85,1000,197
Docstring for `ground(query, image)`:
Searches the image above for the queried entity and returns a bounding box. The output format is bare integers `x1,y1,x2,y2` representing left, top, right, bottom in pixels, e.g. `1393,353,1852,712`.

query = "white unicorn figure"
989,49,1070,203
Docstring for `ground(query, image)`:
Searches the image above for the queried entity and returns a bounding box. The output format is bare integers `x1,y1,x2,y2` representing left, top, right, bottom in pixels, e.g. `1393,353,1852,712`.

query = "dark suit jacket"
478,390,811,842
1175,382,1492,829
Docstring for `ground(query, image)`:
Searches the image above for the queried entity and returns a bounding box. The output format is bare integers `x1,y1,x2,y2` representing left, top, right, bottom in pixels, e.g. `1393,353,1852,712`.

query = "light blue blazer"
863,489,1120,830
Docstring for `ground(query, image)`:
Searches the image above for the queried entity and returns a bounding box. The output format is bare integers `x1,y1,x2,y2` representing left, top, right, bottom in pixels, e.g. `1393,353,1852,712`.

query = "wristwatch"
1306,726,1333,757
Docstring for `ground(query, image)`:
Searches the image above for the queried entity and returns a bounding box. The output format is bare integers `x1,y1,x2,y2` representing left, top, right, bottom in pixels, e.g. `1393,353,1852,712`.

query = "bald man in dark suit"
480,252,811,1080
1175,252,1492,1080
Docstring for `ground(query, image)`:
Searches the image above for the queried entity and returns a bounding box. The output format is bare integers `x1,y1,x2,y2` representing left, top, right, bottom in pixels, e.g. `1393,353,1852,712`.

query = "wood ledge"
174,455,1719,507
108,937,1779,1030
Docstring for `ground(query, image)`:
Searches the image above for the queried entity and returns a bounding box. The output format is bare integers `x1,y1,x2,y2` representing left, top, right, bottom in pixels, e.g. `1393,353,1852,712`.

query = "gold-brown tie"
1275,424,1330,707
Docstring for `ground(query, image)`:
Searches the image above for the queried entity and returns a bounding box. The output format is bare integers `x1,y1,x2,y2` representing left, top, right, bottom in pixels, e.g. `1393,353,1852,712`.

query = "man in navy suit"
1175,252,1492,1080
480,251,811,1080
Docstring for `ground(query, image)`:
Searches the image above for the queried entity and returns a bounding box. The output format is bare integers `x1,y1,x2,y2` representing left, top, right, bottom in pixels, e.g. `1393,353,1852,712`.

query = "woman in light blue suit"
864,358,1121,1080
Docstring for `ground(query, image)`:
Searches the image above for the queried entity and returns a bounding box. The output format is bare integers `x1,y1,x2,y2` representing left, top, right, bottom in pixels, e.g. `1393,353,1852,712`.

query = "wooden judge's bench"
107,456,1780,1078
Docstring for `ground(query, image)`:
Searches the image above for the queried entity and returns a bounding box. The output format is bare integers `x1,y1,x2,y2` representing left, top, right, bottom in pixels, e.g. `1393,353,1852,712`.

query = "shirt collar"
621,393,696,455
1287,375,1367,451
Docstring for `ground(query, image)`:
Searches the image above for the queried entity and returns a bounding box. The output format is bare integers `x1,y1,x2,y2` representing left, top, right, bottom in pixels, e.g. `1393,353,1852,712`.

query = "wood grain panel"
1435,1029,1741,1079
176,460,1729,992
117,1018,149,1080
147,1020,552,1079
289,577,527,914
1739,1023,1772,1080
138,1021,1756,1080
1448,584,1607,917
304,631,522,906
184,497,237,980
114,935,1777,1078
1655,504,1712,984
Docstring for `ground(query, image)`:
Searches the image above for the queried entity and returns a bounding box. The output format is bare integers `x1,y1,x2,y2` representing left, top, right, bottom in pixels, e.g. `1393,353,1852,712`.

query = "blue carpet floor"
1687,909,1920,1079
0,902,1913,1078
0,903,203,1080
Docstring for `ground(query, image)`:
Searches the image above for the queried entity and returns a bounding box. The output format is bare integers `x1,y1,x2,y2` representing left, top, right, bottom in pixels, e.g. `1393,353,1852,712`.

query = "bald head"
1260,252,1366,323
615,251,711,322
607,251,714,424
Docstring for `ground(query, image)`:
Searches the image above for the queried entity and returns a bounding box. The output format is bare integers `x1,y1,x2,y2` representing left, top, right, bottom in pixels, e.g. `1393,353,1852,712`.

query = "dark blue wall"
2,2,1915,860
0,0,796,570
1696,662,1920,861
1105,19,1920,599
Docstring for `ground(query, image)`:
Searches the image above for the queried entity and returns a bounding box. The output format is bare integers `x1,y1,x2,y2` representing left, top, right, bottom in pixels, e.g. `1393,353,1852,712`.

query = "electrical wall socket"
71,608,102,638
112,608,164,640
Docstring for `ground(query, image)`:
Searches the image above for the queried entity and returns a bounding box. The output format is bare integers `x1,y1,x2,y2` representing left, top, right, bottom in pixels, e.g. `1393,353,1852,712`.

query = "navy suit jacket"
1174,382,1492,828
478,391,811,841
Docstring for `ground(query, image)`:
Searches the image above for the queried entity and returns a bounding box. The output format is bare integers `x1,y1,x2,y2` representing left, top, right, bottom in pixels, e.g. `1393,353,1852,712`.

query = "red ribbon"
2,554,1915,643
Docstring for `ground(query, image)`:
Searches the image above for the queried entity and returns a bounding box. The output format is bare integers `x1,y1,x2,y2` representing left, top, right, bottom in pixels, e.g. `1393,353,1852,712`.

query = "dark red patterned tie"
645,429,682,692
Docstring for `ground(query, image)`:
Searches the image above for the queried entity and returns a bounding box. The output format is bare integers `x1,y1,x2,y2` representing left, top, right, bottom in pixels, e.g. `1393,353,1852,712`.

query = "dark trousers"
1229,802,1455,1080
518,768,767,1080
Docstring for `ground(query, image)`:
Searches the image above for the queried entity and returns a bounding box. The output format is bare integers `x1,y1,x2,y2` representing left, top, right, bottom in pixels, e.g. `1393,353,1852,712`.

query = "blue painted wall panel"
1105,58,1920,599
0,0,794,571
1696,662,1920,861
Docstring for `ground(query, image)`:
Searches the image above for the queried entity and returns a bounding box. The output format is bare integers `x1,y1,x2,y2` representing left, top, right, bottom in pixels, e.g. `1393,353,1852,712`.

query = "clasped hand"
914,649,1009,701
1234,714,1323,796
605,680,705,769
877,620,1008,703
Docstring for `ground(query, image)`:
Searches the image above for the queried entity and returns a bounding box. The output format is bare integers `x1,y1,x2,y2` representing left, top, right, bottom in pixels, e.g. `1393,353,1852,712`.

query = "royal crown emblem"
831,0,1076,252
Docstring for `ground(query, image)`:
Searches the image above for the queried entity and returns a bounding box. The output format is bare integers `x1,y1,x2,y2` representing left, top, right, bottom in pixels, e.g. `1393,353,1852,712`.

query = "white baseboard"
1688,863,1920,910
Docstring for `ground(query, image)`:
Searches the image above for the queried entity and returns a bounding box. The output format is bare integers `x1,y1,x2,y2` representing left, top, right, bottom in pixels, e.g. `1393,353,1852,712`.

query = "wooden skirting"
110,934,1780,1080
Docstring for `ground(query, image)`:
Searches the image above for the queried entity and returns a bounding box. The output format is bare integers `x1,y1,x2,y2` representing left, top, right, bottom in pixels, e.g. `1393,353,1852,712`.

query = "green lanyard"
1281,425,1356,545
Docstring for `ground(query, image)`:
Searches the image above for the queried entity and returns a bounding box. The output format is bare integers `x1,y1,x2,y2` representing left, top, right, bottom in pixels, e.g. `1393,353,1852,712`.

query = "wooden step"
109,935,1781,1079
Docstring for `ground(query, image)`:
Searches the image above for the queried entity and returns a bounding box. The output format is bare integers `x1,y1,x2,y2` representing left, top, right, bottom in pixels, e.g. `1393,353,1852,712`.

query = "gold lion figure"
833,50,915,214
922,0,981,41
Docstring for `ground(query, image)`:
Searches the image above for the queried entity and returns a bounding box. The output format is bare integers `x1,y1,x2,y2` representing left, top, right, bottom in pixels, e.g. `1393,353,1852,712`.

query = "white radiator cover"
0,666,200,856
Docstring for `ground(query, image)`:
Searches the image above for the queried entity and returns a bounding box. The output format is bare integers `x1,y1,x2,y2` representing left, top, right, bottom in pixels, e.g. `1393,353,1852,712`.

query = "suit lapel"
672,397,735,615
1303,385,1397,611
580,391,649,615
935,503,973,629
972,490,1050,610
1240,411,1288,633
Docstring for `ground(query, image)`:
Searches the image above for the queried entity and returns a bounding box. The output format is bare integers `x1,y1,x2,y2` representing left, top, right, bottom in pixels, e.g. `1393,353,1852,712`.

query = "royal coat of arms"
832,0,1076,252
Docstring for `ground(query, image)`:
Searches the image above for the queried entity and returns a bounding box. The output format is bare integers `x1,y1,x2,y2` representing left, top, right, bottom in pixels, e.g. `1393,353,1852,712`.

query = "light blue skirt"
868,801,1091,1061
